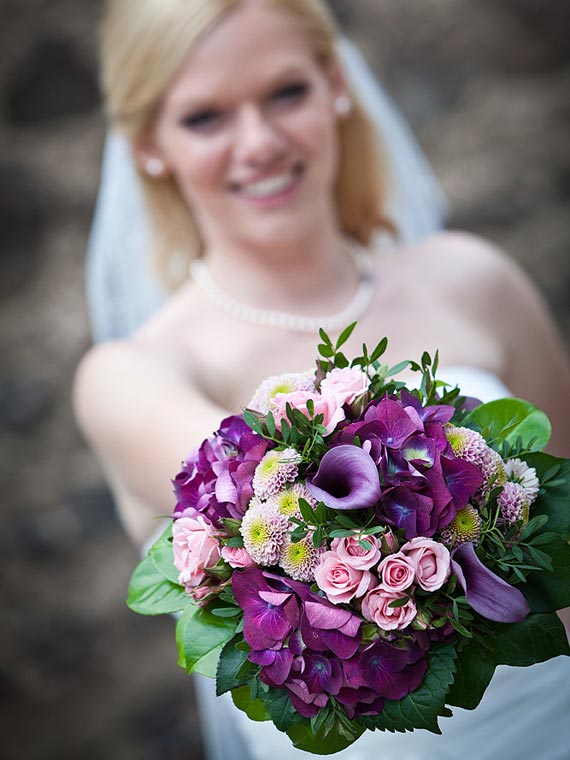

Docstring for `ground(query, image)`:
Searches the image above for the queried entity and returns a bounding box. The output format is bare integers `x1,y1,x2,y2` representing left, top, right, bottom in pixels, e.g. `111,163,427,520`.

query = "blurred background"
1,1,569,758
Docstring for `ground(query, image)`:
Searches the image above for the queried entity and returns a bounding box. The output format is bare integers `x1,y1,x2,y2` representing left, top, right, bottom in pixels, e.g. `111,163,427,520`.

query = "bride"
74,1,570,758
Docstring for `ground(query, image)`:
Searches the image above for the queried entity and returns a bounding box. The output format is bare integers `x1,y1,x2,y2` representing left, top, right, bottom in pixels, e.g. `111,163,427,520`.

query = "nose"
233,105,288,167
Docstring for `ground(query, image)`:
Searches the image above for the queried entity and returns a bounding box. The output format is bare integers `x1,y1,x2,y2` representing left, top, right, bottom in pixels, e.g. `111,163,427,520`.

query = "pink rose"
362,587,417,631
378,552,415,592
331,535,381,570
221,545,255,568
314,551,374,604
320,367,370,405
172,516,221,590
271,391,345,435
191,585,213,606
401,537,450,592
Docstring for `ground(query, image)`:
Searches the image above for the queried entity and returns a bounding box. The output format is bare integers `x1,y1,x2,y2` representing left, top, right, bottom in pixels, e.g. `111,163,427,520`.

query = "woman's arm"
73,340,229,547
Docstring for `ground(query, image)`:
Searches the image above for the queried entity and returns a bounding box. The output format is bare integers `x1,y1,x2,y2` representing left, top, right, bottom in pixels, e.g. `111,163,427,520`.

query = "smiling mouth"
232,162,304,200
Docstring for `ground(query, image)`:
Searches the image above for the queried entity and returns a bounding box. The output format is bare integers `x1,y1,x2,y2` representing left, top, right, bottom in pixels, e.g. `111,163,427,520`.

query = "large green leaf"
361,643,457,734
260,688,300,732
176,603,238,677
524,453,570,535
521,534,570,612
464,398,551,451
149,522,179,584
127,556,190,615
512,453,570,611
446,644,495,710
286,716,364,755
231,686,271,722
216,636,259,696
487,612,570,666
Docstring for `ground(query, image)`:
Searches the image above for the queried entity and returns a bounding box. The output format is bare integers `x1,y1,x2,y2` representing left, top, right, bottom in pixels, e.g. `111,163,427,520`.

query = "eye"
180,109,223,132
271,81,310,104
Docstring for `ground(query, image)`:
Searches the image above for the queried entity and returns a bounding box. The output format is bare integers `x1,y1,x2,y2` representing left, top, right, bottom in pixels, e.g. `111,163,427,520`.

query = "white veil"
86,37,448,343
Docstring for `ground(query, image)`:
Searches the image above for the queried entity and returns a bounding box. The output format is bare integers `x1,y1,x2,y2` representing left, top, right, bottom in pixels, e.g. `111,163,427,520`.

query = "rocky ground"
1,1,569,758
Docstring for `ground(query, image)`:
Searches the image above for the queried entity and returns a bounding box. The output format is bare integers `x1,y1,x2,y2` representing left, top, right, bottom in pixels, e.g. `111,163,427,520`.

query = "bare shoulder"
406,230,515,283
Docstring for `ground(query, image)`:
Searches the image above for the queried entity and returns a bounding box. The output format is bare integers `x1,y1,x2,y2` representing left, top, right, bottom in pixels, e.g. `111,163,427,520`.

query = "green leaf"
266,411,276,437
386,360,409,377
216,636,259,696
176,602,238,677
127,556,190,615
362,643,457,734
446,643,495,710
286,715,363,755
524,453,570,535
335,322,357,350
260,688,301,732
464,398,551,451
231,685,271,722
318,343,334,358
486,613,570,666
334,353,349,369
519,534,570,613
319,327,333,347
148,523,179,583
369,337,388,363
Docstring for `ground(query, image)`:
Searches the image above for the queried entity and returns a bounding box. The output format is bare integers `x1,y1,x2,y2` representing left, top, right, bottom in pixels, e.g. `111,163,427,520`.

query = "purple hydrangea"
232,568,428,718
173,415,270,525
334,397,483,539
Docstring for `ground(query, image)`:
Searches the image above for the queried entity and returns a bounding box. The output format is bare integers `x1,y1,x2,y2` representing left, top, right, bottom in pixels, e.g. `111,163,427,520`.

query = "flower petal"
451,542,530,623
307,445,381,510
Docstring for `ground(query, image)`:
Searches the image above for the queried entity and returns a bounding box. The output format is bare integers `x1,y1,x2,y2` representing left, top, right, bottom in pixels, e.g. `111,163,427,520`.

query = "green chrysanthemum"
248,371,315,414
266,482,316,519
279,533,324,582
240,499,288,566
441,505,482,547
446,425,488,464
252,448,302,499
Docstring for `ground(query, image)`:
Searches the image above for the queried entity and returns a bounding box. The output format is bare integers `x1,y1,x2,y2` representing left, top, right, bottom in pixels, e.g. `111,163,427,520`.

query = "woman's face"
144,1,345,251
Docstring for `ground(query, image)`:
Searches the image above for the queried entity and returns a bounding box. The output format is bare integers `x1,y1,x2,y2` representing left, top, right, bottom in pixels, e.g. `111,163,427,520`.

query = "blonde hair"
101,0,394,290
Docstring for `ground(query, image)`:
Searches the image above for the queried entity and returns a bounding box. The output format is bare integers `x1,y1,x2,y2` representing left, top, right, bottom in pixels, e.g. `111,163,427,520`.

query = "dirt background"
1,1,569,758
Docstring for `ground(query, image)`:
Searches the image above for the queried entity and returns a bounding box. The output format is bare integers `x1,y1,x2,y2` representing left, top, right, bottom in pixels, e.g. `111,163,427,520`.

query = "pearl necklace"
189,241,376,334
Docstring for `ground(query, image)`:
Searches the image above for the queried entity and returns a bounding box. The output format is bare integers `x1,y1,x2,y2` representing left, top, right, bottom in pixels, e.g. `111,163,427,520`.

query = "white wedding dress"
194,367,570,760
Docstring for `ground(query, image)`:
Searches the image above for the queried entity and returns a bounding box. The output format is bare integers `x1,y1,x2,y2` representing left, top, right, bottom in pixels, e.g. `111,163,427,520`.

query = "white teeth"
241,172,296,198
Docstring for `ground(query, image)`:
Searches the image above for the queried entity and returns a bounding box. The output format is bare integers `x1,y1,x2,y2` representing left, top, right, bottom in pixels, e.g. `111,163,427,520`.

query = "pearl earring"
334,94,352,117
145,157,166,177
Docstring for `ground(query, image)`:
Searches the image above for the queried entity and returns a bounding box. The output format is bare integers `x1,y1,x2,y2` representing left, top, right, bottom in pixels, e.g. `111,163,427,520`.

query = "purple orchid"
307,444,381,510
451,542,530,623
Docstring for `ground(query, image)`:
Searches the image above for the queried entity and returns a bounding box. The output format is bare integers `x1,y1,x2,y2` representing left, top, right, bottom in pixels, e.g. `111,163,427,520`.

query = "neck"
201,225,361,317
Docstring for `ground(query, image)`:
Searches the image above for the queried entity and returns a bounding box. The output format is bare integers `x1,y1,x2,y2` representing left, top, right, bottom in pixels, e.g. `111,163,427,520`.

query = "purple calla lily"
451,542,530,623
307,444,381,510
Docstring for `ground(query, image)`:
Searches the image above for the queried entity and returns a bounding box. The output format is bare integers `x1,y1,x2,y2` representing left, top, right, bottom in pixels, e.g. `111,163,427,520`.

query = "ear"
133,139,170,179
326,57,353,118
326,56,350,100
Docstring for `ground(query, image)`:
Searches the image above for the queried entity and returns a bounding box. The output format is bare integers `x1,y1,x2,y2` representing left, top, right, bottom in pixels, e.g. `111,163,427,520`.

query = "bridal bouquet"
128,325,570,754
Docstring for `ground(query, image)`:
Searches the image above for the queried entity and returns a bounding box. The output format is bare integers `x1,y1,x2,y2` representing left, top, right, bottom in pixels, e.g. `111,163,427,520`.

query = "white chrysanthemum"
266,482,316,520
240,499,289,566
279,533,325,582
248,371,316,414
253,448,302,499
504,458,540,504
498,481,530,525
